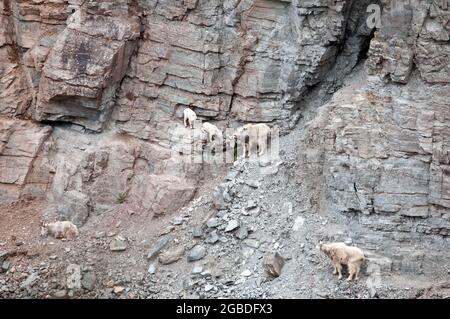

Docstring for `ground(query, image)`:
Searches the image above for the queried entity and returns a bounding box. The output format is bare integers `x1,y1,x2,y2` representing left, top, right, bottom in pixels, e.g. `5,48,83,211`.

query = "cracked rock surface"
0,0,449,299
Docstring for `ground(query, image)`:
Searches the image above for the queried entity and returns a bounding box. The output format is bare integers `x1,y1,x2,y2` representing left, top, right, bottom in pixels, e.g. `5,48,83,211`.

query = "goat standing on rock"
318,241,365,281
231,123,271,157
202,122,223,143
183,108,197,129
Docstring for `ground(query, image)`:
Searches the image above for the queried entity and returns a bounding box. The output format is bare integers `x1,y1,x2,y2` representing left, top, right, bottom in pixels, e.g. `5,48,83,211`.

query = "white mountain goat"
183,108,197,129
231,123,271,157
318,241,365,281
202,122,223,143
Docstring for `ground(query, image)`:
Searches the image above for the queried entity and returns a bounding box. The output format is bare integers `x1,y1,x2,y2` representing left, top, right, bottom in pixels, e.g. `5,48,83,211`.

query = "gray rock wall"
300,73,450,238
366,0,450,84
0,0,449,243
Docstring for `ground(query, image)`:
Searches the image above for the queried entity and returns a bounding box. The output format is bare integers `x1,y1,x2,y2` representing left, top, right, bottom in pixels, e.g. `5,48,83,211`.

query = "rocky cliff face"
367,0,450,84
0,0,449,298
0,117,53,202
302,0,450,237
0,0,376,222
302,76,450,236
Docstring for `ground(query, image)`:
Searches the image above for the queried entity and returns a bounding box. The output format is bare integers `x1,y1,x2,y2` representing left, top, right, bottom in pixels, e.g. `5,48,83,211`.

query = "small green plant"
116,192,127,204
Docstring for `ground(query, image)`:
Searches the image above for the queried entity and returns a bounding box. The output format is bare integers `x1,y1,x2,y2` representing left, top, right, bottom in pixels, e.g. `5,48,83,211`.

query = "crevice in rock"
358,29,376,61
287,0,378,132
39,120,87,132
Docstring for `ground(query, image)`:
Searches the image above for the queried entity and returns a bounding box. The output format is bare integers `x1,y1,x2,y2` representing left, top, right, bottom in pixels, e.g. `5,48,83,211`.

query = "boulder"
187,245,207,262
263,253,285,278
158,246,185,265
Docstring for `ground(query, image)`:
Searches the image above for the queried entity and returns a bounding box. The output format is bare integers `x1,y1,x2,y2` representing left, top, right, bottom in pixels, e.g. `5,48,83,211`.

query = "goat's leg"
347,263,356,281
248,140,255,158
332,262,338,275
355,264,361,281
258,137,267,156
336,263,343,280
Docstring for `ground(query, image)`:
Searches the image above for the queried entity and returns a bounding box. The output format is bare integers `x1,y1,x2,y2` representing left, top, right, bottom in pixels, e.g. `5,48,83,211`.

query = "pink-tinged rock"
34,7,141,131
0,117,52,202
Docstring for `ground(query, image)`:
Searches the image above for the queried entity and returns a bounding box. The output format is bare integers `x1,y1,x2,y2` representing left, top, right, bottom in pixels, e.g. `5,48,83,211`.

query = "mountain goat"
183,108,197,129
202,122,223,143
41,221,79,240
231,123,271,157
318,241,365,281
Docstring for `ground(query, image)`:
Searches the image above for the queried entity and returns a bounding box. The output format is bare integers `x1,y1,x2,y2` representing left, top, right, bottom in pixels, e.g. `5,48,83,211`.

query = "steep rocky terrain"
0,0,449,299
